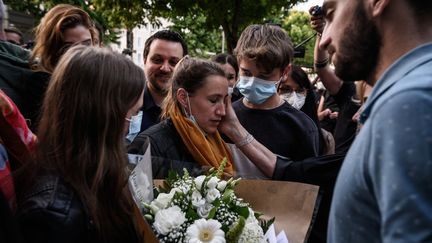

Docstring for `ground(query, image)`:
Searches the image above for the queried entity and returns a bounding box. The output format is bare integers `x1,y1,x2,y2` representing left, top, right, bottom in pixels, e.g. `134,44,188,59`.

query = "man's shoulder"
0,41,30,64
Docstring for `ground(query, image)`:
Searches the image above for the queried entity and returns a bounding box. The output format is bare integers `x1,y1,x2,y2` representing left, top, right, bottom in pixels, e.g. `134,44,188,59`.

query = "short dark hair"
143,30,188,61
4,26,24,44
290,65,312,91
211,53,239,77
407,1,432,20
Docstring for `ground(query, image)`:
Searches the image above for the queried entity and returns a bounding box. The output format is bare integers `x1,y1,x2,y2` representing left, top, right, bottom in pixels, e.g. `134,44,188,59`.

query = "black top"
232,99,319,160
331,82,360,154
139,85,162,133
17,175,98,243
0,41,49,131
129,118,204,179
17,174,140,243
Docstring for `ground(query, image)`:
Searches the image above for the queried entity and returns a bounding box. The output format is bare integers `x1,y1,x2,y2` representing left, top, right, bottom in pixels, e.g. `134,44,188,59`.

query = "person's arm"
218,96,276,177
219,96,344,182
310,14,343,95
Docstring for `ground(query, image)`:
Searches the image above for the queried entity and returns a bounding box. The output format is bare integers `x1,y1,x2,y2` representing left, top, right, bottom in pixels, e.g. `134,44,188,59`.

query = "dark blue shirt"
140,85,162,132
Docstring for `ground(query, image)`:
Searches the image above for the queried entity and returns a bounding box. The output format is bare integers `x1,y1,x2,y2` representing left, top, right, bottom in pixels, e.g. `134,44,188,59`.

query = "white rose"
153,206,186,235
207,177,219,189
197,203,214,218
217,180,227,191
194,175,206,190
191,190,206,208
149,188,181,214
205,188,221,203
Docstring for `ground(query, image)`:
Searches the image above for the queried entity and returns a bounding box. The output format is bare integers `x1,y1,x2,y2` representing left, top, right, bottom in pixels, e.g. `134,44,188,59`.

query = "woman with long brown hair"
17,46,145,242
31,4,97,73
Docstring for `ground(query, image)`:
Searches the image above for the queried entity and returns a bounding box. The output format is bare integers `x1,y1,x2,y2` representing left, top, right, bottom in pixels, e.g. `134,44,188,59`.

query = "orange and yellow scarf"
169,105,234,176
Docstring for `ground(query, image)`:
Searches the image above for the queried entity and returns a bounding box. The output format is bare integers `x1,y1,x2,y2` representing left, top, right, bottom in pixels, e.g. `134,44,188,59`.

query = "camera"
309,5,322,16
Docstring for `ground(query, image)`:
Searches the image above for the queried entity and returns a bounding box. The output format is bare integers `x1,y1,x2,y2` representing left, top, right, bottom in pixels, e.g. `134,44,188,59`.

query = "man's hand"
309,7,325,34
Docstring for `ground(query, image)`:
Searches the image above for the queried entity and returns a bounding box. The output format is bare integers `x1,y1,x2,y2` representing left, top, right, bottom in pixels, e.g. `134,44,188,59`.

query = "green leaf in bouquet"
215,157,227,178
234,205,250,219
144,214,153,221
259,216,275,234
186,206,200,220
207,206,217,219
222,189,234,203
166,170,180,187
226,215,246,243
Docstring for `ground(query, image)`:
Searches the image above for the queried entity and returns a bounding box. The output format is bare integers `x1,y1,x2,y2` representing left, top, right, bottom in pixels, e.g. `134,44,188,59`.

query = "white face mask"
228,87,234,96
281,92,306,110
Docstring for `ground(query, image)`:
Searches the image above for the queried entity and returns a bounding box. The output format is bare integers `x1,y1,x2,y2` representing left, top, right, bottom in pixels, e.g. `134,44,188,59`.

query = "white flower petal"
207,177,219,189
153,206,186,235
194,175,206,190
217,180,227,191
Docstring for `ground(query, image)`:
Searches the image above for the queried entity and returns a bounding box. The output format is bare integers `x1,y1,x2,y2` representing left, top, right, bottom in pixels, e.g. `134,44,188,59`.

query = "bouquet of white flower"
142,159,274,243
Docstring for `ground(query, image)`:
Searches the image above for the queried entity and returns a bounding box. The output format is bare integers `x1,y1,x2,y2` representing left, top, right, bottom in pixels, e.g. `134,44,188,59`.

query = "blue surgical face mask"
126,111,143,143
236,76,280,104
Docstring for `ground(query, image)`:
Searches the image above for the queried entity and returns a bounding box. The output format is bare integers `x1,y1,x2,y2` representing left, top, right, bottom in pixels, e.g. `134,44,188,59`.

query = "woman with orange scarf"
128,57,236,178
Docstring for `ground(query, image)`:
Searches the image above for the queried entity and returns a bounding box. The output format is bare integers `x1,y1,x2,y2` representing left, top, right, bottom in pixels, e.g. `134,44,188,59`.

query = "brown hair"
36,46,144,241
31,4,97,73
234,24,293,73
160,57,226,119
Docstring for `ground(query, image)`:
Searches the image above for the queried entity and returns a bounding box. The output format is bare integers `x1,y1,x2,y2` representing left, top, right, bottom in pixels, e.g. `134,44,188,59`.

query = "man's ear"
176,88,188,108
367,0,391,17
282,64,292,80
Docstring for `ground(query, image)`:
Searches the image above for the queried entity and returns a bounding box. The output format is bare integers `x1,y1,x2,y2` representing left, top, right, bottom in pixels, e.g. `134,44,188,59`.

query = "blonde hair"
31,4,97,73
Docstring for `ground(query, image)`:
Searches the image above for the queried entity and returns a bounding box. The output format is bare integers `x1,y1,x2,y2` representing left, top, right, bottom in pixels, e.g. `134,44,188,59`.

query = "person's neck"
243,94,283,110
370,8,432,85
147,83,167,107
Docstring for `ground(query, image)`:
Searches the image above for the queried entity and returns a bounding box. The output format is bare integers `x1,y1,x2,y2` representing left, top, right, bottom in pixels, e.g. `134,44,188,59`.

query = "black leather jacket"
128,118,204,179
17,175,97,243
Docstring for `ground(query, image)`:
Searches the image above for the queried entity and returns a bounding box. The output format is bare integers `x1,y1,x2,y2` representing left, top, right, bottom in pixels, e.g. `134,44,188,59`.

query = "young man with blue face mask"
232,24,320,165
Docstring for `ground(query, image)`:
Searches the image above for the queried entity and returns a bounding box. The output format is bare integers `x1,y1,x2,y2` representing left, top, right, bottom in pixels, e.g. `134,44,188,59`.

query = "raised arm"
311,13,343,95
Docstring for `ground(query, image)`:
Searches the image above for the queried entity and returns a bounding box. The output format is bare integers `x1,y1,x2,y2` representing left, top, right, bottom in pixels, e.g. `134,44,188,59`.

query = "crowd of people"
1,0,431,242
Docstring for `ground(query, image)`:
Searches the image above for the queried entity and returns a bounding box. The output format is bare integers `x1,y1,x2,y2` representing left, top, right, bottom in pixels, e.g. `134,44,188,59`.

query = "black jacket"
128,118,203,179
17,175,96,243
0,41,49,130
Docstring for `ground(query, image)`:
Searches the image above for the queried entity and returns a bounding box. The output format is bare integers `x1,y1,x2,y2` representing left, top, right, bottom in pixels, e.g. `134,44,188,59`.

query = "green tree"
147,0,307,53
282,10,316,67
168,9,222,58
4,0,141,43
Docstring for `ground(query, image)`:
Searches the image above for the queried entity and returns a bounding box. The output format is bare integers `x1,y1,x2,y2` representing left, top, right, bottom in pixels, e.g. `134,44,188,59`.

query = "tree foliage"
147,0,307,53
167,8,222,58
5,0,313,57
282,10,316,67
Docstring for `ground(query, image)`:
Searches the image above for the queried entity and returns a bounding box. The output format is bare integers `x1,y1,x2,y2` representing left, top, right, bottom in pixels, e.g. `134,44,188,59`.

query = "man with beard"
318,0,432,242
310,13,362,155
126,30,188,143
